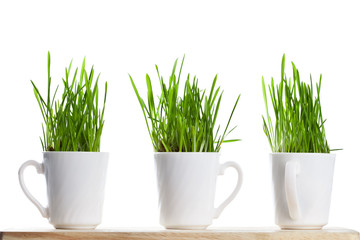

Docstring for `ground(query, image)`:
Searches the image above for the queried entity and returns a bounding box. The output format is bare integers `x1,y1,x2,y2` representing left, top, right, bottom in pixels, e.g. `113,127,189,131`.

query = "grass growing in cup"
262,54,338,230
129,56,240,152
129,56,243,230
19,52,109,229
31,52,107,151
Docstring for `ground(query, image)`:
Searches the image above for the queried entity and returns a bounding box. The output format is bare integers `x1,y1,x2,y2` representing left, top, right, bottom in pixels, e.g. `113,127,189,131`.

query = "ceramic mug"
154,152,243,230
18,152,109,229
271,153,335,230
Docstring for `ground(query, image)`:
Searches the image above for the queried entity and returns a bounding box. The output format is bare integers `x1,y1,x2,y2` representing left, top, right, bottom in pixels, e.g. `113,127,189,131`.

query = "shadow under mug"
271,153,335,230
18,152,109,229
154,152,243,230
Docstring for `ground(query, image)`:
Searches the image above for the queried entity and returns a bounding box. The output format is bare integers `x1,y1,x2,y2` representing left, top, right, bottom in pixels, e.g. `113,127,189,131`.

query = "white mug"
19,152,109,229
270,153,335,230
154,152,243,230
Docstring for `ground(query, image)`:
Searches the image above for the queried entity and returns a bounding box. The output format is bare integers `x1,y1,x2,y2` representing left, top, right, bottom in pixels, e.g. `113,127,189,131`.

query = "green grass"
262,54,334,153
31,52,107,152
129,56,241,152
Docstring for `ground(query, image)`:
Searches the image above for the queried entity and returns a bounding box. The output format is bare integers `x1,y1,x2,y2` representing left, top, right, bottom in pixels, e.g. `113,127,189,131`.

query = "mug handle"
285,161,301,220
18,160,49,218
213,161,243,219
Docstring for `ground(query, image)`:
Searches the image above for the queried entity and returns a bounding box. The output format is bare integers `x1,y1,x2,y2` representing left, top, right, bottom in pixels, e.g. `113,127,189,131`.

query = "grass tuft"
31,52,107,152
129,56,241,152
262,54,335,153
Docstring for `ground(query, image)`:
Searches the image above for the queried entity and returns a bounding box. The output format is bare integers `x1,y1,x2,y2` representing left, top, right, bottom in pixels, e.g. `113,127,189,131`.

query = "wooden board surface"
1,228,359,240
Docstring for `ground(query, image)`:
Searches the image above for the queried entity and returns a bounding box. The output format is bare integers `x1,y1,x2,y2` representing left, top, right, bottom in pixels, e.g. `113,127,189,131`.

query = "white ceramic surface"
19,152,109,229
154,152,243,230
270,153,335,230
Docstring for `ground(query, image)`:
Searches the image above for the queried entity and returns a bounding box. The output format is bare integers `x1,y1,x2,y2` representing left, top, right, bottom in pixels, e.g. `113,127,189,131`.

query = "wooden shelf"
1,228,359,240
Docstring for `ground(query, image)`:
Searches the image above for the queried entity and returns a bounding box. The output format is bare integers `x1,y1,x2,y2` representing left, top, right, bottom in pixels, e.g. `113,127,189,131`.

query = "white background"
0,0,359,231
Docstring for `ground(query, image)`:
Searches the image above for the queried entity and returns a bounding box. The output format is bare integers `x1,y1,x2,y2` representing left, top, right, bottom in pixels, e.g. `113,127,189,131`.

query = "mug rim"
154,152,220,155
270,152,335,156
43,151,109,155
